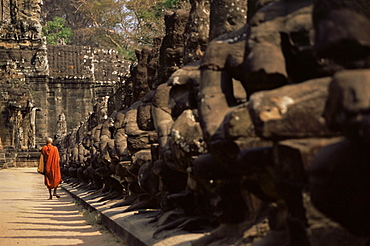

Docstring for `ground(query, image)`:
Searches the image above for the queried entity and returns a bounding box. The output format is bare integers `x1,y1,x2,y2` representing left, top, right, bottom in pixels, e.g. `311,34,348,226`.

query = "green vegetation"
42,17,73,45
81,208,102,226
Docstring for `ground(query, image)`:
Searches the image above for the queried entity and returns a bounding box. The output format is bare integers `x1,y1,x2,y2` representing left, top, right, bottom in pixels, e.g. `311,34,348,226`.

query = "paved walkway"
61,182,206,246
0,168,125,246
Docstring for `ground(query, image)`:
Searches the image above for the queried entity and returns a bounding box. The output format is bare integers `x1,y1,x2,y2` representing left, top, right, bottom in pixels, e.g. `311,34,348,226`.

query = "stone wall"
0,149,40,168
35,45,130,146
0,0,130,155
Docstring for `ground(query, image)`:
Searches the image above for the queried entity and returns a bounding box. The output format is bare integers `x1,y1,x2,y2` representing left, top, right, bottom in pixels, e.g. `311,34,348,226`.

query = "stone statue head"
313,0,370,73
59,113,66,121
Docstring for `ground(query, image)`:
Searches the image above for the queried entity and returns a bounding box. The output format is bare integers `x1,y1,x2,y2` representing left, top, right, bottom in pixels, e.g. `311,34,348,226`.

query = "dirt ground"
0,167,126,246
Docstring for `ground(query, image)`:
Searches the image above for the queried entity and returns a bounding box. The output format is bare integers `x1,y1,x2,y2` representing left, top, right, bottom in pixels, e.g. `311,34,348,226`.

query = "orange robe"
41,144,62,189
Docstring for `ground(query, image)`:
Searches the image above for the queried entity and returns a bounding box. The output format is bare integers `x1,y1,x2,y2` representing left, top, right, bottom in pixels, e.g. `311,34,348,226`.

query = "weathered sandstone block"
248,77,332,139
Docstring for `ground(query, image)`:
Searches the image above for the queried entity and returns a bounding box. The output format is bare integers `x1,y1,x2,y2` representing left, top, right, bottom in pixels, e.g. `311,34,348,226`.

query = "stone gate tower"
0,0,46,150
0,0,129,167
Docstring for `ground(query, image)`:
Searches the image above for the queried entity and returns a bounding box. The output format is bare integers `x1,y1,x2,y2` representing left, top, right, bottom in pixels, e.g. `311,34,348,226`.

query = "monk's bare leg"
53,188,60,198
48,189,52,200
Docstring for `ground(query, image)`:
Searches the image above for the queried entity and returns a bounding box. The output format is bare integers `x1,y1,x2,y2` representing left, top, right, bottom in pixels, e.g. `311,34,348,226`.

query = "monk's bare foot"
48,197,52,200
53,194,60,198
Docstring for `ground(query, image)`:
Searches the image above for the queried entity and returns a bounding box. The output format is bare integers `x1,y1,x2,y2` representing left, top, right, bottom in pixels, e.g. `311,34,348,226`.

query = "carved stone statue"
33,38,49,75
56,113,67,139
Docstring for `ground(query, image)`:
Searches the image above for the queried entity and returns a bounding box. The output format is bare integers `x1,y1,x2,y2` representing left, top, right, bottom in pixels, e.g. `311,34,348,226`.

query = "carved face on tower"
33,0,43,16
21,0,43,20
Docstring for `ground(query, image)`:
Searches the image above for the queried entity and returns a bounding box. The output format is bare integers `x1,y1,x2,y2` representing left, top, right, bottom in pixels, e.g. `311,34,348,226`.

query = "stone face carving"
56,113,67,139
312,0,370,74
133,48,151,102
0,0,43,41
323,70,370,140
33,39,49,75
158,10,189,85
244,0,318,97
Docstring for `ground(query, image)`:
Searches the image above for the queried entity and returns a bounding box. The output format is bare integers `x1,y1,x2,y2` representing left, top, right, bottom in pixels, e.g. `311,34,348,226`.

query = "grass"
81,208,102,226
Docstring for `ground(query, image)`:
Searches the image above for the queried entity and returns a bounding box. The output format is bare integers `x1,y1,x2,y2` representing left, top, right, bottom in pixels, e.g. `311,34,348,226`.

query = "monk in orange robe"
41,137,62,200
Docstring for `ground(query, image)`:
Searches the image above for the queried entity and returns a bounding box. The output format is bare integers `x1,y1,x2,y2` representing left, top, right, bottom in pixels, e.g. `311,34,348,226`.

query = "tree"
42,17,73,45
41,0,189,60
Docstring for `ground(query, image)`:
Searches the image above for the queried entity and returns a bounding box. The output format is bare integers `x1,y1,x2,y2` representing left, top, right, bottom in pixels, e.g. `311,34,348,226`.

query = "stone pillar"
28,107,38,148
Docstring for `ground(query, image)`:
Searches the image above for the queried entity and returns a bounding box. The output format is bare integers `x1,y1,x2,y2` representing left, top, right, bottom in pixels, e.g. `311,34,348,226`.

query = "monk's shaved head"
46,137,53,144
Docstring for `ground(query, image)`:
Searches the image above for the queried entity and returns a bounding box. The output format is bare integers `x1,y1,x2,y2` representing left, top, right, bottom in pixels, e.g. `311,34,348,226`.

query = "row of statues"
57,0,370,245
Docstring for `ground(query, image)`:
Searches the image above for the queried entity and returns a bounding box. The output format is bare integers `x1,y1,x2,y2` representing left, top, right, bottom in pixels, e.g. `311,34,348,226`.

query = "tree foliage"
41,0,189,60
42,17,73,45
